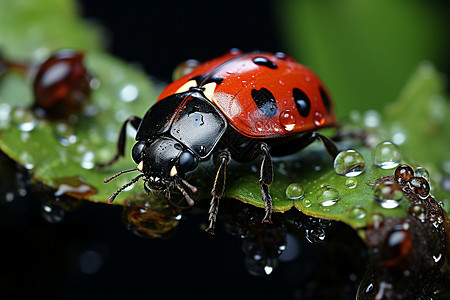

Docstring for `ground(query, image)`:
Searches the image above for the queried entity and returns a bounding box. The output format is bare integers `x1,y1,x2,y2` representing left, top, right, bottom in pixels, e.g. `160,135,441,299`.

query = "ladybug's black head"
105,136,199,205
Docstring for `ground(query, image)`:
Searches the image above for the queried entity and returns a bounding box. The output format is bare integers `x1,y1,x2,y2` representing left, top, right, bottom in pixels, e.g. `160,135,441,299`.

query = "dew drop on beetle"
333,150,365,177
373,141,402,169
279,110,297,131
313,111,325,126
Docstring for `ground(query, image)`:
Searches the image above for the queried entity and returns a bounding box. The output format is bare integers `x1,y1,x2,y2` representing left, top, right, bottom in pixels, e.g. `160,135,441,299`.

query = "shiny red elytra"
160,51,336,138
102,50,339,234
33,49,92,120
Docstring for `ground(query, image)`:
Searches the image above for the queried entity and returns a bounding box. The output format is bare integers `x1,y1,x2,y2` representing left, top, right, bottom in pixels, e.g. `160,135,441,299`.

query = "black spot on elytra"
293,88,311,117
252,57,277,69
251,88,277,118
319,87,331,114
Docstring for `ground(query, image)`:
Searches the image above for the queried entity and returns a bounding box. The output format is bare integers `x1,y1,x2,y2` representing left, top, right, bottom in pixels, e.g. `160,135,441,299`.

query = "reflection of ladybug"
103,50,340,234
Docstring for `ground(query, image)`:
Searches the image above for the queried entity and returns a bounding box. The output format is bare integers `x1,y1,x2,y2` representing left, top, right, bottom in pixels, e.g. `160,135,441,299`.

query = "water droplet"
334,150,365,177
19,151,35,170
279,110,296,131
405,177,430,199
119,84,139,102
374,181,403,209
11,107,37,132
409,203,426,221
41,201,65,223
394,164,414,184
172,59,201,81
364,110,380,128
54,122,78,146
305,227,326,243
345,178,358,189
373,141,402,169
415,167,430,182
80,151,95,169
255,121,264,132
313,111,325,126
54,176,97,198
264,266,273,275
349,205,366,219
0,103,11,129
303,199,312,208
285,183,305,200
317,186,340,207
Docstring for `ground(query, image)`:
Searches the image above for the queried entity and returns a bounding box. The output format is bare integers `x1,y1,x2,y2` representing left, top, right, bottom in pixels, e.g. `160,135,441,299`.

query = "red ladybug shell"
158,51,336,138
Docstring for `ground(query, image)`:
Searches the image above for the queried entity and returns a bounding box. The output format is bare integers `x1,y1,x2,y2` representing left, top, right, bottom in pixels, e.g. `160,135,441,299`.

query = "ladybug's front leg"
206,151,231,235
96,116,141,168
255,143,274,223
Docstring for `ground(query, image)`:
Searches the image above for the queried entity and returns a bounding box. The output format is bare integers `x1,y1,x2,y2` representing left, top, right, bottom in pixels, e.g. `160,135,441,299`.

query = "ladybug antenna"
103,167,139,183
106,173,144,204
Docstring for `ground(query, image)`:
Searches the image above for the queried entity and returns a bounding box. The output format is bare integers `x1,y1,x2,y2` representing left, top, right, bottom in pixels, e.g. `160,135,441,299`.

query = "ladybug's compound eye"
132,141,146,164
178,150,198,174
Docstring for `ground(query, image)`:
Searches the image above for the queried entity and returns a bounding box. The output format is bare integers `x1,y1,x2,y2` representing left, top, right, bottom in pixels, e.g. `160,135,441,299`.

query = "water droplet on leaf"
334,150,365,177
345,178,358,189
349,206,366,219
317,186,340,207
373,141,402,169
11,107,37,132
285,183,304,200
374,181,403,209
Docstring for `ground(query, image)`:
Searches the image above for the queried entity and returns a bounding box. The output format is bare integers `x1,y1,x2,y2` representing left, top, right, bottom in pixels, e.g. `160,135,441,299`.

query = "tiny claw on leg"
205,196,219,235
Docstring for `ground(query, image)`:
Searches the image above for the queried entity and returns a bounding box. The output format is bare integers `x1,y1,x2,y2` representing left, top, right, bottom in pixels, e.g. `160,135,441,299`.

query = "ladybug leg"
255,143,274,223
96,116,141,168
205,151,231,235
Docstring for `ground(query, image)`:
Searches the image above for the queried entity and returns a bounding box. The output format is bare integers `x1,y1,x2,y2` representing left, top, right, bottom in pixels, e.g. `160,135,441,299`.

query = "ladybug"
102,50,340,234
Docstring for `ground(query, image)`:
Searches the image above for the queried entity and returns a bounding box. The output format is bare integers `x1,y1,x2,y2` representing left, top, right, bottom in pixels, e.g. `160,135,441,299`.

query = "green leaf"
0,51,160,204
0,0,103,60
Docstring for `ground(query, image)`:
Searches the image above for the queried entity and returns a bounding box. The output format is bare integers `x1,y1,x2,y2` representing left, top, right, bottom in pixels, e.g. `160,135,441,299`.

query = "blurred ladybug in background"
102,50,340,234
33,49,92,120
